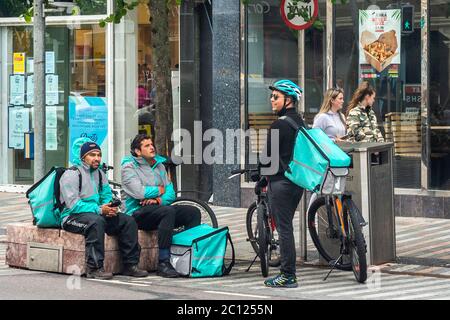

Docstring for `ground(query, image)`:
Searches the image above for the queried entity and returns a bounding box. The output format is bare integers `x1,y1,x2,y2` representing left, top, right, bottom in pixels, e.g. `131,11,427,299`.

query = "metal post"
298,30,307,262
326,0,334,89
420,0,430,190
33,0,46,182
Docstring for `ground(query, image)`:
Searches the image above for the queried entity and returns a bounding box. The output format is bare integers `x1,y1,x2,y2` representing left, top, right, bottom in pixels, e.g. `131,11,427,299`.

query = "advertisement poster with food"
359,9,401,78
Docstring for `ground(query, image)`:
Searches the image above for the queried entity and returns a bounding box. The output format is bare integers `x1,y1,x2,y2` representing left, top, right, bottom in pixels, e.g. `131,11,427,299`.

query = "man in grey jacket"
121,134,201,278
60,138,148,280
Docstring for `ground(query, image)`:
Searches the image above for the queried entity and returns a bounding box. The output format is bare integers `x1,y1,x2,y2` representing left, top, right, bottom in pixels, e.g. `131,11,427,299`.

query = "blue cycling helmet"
269,79,303,102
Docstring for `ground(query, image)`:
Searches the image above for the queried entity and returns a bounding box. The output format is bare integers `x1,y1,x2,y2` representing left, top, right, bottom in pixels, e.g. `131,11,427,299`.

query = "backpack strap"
278,116,303,174
70,166,82,193
279,115,301,131
223,233,235,276
54,166,81,212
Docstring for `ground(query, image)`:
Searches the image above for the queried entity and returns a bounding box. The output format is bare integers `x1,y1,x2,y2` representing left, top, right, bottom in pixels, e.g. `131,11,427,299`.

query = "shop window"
335,0,422,189
304,1,326,125
430,1,450,190
136,3,179,138
245,0,298,168
5,24,105,184
0,0,106,17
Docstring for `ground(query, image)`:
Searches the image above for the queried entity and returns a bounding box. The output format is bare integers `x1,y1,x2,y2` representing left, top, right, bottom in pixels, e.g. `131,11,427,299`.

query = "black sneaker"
86,267,114,280
157,261,179,278
121,265,149,277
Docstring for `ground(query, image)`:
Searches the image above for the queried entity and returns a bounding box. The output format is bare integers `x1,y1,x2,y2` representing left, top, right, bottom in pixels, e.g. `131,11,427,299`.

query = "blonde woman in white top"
313,88,347,142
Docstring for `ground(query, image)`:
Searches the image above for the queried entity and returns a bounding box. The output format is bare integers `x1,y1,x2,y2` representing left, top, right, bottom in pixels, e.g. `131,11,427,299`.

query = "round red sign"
280,0,319,30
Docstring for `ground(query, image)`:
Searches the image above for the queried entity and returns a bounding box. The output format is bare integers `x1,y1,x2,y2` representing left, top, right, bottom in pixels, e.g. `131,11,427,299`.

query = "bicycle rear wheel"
307,196,352,271
171,197,218,228
343,198,367,283
246,202,280,267
257,203,270,277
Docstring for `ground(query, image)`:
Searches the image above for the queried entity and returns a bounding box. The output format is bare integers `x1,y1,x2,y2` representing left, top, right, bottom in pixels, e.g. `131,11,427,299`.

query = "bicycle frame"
323,194,351,250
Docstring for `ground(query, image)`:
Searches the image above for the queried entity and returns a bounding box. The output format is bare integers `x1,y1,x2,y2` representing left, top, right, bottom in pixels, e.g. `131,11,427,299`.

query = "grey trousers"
268,178,304,276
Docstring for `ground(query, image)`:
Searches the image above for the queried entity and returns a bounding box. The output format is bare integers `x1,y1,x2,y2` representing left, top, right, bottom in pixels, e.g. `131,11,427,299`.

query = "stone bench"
5,223,158,275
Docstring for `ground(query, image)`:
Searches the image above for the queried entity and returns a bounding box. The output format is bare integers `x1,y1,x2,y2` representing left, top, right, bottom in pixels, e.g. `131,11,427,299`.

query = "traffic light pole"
33,0,46,181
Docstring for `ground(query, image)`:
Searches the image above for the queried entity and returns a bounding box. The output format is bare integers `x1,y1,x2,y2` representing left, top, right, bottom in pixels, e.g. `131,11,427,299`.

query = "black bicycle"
307,192,367,283
306,147,368,283
228,168,280,277
101,163,218,228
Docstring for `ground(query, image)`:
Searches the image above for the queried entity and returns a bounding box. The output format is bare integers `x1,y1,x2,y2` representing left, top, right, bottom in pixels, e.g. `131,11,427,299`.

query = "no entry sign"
280,0,319,30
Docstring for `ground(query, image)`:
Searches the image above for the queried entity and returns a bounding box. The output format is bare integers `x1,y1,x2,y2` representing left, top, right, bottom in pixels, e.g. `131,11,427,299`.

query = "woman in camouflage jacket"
346,81,384,143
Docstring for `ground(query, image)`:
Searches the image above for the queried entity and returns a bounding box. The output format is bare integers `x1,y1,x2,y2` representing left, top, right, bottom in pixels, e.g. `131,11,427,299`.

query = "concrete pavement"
0,193,450,299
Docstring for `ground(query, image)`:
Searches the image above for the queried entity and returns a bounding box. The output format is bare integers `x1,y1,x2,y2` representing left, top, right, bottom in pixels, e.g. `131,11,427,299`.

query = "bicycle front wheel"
171,197,218,228
343,198,367,283
307,196,352,271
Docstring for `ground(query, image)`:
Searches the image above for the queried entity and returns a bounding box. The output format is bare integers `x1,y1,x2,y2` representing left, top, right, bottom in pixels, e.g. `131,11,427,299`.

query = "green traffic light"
404,20,411,30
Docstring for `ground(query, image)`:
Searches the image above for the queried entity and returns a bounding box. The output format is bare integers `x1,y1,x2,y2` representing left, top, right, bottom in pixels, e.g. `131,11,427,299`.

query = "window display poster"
46,128,58,151
46,51,55,74
13,53,25,74
45,106,58,151
27,75,34,105
45,74,59,105
9,75,25,106
359,9,401,76
27,58,34,74
69,96,108,164
8,107,30,149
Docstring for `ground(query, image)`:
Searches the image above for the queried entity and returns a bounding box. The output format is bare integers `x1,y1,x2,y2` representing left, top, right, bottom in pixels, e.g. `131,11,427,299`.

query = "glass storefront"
5,24,105,184
335,0,422,189
243,1,450,191
430,0,450,190
0,0,106,17
136,3,179,138
0,1,180,185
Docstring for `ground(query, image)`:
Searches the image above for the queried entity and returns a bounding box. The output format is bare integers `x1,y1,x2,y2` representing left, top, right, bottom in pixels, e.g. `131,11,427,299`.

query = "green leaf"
99,20,106,28
313,19,324,31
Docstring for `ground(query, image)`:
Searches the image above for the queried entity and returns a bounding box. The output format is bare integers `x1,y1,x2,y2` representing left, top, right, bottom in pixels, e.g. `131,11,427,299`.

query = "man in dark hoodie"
121,134,201,278
59,138,148,280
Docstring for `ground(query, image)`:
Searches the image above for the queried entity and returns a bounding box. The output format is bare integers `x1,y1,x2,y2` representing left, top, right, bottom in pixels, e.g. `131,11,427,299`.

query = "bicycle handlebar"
230,168,259,175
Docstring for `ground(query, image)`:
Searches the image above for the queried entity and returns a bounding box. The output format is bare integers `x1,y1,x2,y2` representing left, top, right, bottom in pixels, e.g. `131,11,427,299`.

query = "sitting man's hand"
140,198,160,206
101,204,118,217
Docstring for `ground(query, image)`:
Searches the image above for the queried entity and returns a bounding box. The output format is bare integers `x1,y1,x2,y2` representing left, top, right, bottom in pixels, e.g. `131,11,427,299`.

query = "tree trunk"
148,0,176,185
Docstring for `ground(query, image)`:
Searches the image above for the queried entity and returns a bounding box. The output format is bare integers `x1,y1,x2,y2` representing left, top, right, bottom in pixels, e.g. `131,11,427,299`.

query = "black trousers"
132,205,201,249
62,213,141,270
268,178,304,276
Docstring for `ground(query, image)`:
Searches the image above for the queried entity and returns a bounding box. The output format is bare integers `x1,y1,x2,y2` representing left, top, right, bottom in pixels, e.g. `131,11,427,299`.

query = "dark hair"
130,134,152,156
346,81,376,116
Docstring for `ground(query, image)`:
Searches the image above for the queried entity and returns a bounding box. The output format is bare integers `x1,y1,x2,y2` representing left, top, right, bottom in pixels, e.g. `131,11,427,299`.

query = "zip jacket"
121,154,176,216
59,137,113,226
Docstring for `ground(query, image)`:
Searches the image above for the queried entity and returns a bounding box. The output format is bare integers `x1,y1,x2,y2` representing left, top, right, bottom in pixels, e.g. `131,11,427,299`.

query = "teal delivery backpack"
170,224,235,277
281,116,351,194
25,166,90,228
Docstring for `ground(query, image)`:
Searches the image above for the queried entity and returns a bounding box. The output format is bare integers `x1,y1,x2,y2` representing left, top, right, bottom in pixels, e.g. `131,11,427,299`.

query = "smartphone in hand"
109,199,122,207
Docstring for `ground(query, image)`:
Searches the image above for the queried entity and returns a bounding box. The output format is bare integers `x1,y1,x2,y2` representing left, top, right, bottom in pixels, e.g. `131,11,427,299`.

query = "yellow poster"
13,53,26,74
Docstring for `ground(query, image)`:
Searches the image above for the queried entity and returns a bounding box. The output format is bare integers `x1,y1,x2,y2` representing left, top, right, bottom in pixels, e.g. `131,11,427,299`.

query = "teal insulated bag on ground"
26,166,84,228
170,224,235,277
281,116,351,194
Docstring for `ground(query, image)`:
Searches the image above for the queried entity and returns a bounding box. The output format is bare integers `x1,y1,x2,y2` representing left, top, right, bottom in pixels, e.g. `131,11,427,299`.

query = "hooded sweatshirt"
59,137,113,226
121,154,176,216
